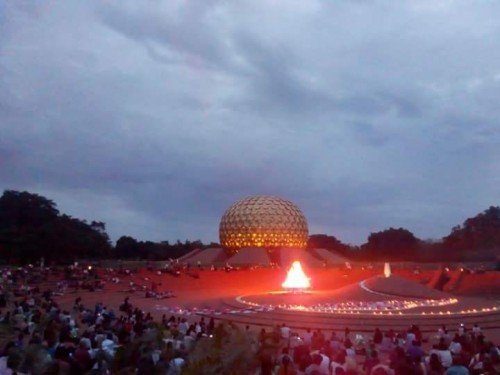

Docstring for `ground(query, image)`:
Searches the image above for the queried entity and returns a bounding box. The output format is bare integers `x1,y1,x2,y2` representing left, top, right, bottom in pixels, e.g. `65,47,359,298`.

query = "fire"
384,262,391,278
282,261,311,289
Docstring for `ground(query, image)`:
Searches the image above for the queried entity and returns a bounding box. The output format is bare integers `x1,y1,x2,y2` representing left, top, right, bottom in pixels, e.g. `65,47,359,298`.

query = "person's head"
438,337,448,349
371,350,378,359
334,350,346,364
282,355,291,367
260,354,275,375
396,347,405,358
429,353,442,369
451,354,467,367
6,348,23,371
2,341,15,357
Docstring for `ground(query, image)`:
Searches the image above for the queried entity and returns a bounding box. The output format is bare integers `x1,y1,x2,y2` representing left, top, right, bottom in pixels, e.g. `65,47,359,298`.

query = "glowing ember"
282,261,311,289
384,262,391,278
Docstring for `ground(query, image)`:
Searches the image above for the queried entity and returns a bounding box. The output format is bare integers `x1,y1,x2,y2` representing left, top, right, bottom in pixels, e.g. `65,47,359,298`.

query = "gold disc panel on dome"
219,196,309,251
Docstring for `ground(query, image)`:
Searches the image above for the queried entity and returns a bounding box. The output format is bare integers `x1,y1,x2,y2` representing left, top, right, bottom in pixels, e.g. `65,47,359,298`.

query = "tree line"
0,190,499,264
309,206,500,262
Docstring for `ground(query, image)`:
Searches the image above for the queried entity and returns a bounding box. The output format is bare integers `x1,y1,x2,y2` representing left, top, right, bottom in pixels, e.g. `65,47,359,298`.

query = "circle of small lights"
236,296,500,316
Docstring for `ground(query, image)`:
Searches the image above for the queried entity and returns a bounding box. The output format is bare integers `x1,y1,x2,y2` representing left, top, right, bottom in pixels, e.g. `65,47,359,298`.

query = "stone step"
209,298,500,334
198,310,500,335
220,298,500,323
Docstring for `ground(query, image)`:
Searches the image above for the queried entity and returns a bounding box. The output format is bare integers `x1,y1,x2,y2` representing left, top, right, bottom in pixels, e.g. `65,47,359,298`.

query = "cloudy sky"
1,1,499,245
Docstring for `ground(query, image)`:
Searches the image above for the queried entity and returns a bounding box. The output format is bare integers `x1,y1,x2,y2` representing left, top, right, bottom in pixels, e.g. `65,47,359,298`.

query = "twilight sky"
1,1,499,245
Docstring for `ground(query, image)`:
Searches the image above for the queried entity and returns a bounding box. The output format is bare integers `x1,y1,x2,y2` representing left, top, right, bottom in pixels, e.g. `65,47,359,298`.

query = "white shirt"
101,339,115,356
406,332,416,347
429,349,452,368
168,357,185,374
305,363,325,375
449,341,462,354
330,361,346,375
346,347,356,358
0,356,13,375
302,331,313,346
318,353,330,375
281,326,290,339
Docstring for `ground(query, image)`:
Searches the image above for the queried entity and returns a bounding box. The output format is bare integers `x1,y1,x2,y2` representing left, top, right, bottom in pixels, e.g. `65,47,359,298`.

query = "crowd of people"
0,265,498,375
259,322,500,375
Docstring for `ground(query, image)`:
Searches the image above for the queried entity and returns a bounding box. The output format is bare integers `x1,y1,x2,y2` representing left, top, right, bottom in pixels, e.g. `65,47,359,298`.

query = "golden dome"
219,196,309,251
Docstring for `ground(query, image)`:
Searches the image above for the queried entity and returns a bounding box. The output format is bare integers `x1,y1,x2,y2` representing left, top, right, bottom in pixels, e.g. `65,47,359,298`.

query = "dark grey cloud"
1,0,499,245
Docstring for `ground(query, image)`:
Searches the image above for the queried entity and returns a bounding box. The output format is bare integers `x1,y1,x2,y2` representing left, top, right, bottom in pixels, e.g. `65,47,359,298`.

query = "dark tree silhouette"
115,236,140,259
2,189,498,264
307,234,354,256
442,206,500,252
361,227,419,260
114,236,210,260
0,190,111,263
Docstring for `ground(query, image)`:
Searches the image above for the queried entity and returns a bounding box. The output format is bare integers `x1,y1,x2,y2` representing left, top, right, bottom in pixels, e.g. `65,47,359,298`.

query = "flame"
282,261,311,289
384,262,391,278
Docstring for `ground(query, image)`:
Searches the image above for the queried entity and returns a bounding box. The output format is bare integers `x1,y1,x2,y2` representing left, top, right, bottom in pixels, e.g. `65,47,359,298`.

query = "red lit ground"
53,266,500,343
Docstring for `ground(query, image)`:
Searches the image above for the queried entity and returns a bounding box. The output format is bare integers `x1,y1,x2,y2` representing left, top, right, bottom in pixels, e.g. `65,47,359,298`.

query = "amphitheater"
68,250,500,344
170,249,500,342
54,195,500,342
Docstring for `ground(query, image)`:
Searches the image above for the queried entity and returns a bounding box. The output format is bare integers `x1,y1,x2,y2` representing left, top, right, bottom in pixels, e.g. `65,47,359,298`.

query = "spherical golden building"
219,196,309,251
